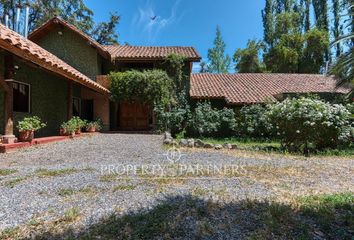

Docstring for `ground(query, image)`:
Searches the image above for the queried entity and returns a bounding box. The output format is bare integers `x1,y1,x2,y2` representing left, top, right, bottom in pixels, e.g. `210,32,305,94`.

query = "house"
0,17,200,142
0,16,351,143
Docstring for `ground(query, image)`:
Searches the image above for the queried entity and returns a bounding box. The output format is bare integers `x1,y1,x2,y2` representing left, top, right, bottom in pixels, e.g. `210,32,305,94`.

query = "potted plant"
85,119,103,132
17,116,47,142
66,117,86,135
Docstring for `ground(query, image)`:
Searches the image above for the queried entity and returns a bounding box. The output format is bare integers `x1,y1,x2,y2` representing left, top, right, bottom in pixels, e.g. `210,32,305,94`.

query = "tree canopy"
205,26,231,73
233,40,265,73
0,0,120,44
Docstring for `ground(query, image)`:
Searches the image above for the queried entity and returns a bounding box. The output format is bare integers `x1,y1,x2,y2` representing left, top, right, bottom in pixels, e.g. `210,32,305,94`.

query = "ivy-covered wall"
35,25,103,80
10,59,69,137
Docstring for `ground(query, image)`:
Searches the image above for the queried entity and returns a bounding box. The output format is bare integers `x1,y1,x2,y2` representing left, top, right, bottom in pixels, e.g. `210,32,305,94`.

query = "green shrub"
17,116,46,132
109,70,172,106
61,117,86,134
237,105,273,137
154,92,191,135
267,97,353,153
188,102,236,137
85,119,103,131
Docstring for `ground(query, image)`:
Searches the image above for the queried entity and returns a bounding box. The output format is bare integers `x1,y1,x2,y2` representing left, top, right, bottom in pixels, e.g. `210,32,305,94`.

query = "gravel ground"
0,133,353,239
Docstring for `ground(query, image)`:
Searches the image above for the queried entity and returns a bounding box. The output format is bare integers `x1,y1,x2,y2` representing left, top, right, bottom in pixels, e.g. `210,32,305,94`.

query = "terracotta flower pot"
86,126,96,133
59,128,69,136
19,130,34,142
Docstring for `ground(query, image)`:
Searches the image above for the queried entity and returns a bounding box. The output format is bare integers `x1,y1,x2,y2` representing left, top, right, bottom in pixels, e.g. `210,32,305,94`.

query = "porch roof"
0,24,110,94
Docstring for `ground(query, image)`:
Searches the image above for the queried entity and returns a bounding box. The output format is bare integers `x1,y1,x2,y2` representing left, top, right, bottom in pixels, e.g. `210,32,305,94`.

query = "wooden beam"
1,54,16,142
67,81,73,120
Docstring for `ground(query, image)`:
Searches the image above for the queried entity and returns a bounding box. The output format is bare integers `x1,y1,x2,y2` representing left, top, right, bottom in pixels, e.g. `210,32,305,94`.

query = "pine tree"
207,26,231,73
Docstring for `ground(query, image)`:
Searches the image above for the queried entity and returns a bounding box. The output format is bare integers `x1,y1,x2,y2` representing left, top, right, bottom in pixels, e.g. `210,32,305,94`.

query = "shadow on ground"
4,193,354,240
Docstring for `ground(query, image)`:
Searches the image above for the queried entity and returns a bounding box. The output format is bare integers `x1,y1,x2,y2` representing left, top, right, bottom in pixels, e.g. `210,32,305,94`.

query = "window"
73,97,81,117
13,81,30,113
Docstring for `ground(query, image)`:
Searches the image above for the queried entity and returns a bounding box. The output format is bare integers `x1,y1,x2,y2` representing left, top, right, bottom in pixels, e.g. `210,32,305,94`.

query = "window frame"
72,97,82,117
10,80,31,114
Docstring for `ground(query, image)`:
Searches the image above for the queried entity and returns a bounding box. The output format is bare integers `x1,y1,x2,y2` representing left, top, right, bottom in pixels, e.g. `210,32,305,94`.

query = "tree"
0,0,119,44
300,28,329,73
312,0,329,31
263,11,304,72
199,61,208,73
330,0,354,83
233,40,265,73
262,0,275,47
263,9,329,74
91,13,120,45
332,0,342,57
207,26,231,73
300,0,311,32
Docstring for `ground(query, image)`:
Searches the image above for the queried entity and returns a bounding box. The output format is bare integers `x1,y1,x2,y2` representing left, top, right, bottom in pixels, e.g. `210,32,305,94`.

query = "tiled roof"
0,24,109,94
103,45,201,61
28,17,110,59
190,73,351,105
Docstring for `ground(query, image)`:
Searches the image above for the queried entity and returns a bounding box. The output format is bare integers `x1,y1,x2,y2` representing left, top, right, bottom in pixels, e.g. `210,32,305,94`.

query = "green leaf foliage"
233,40,265,73
267,97,353,153
17,116,46,132
206,26,231,73
109,70,172,106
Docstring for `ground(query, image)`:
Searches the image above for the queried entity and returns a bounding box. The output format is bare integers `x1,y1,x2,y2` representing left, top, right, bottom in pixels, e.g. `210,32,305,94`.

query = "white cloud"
132,0,184,43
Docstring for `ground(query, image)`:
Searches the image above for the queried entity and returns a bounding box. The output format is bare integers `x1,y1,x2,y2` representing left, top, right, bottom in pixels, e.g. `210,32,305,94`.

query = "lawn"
199,137,354,157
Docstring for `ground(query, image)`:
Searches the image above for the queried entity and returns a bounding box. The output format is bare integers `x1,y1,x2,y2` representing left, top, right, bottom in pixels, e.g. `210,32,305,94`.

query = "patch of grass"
35,168,78,178
297,193,354,238
58,187,98,196
3,177,28,188
192,187,209,197
0,169,18,176
99,173,119,182
112,184,136,192
201,137,354,157
0,226,20,239
201,137,281,149
62,207,80,222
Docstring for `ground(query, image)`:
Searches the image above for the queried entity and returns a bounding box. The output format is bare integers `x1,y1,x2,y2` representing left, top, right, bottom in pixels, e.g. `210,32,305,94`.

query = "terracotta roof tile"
0,24,109,94
103,45,201,61
190,73,351,105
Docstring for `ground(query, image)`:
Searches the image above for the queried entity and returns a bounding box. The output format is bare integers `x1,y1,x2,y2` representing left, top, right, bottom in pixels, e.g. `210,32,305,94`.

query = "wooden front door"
119,102,150,130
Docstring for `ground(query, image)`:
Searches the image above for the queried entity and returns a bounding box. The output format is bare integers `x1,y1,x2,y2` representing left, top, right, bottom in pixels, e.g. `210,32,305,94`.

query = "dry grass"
0,169,18,176
35,168,79,178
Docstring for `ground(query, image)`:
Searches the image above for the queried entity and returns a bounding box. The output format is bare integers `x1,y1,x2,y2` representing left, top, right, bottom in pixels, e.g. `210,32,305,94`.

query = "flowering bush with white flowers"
267,97,353,153
237,105,273,137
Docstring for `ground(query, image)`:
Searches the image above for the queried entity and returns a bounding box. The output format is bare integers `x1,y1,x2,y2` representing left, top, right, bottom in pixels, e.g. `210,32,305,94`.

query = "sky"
86,0,265,72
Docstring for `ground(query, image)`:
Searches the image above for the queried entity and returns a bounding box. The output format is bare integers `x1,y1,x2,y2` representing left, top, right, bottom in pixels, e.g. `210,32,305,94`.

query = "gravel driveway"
0,133,353,239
